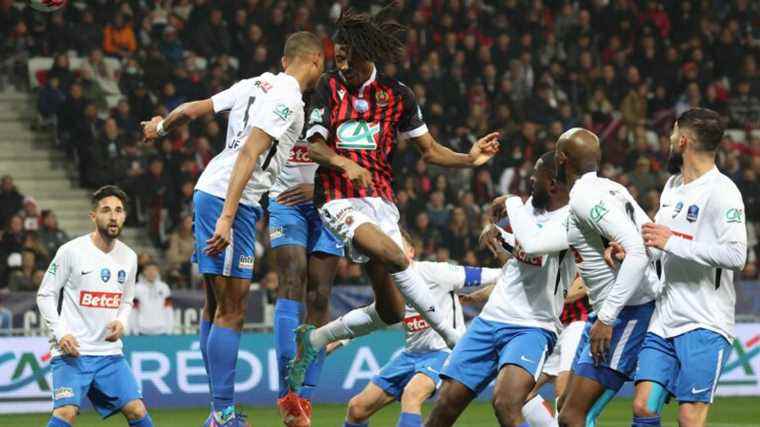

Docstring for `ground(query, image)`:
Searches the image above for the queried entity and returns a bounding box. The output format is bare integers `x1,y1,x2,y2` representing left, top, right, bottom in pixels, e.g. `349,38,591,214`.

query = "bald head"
555,127,601,184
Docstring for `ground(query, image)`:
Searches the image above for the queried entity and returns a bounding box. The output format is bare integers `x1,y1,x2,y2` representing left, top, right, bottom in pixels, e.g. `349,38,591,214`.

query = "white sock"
390,266,459,347
309,304,386,349
521,395,558,427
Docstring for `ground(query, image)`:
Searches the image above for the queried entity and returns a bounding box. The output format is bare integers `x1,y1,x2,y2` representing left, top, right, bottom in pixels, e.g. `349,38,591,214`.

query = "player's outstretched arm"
205,127,274,256
409,132,500,168
141,99,214,141
504,196,570,256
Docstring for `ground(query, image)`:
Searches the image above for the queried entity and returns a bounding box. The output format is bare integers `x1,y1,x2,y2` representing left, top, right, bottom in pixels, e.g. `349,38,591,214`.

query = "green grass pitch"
4,397,759,426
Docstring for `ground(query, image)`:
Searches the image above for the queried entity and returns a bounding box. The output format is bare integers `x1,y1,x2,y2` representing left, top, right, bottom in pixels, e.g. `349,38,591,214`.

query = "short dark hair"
539,151,557,176
91,185,129,211
676,108,724,152
283,31,322,61
399,227,414,247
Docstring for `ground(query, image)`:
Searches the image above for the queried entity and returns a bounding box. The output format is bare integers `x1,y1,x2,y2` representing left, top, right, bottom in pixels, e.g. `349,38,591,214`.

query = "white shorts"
318,197,404,263
542,320,586,377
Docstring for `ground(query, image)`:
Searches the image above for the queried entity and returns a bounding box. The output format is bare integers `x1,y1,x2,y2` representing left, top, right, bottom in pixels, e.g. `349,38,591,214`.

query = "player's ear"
281,55,288,70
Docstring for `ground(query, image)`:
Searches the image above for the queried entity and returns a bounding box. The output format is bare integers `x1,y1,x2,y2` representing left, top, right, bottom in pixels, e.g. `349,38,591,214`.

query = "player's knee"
677,408,704,427
122,399,147,421
401,385,429,411
347,396,371,422
492,394,521,424
385,249,410,273
306,286,330,317
558,406,585,427
632,396,658,418
52,405,78,423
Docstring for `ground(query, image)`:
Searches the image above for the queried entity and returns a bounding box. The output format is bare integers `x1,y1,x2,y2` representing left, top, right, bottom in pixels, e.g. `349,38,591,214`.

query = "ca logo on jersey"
336,120,380,150
589,201,609,223
726,208,744,224
273,103,292,122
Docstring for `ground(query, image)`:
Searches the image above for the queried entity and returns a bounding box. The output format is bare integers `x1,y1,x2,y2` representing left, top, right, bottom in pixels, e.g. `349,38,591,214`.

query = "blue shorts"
635,329,731,404
372,350,450,400
268,198,343,256
192,190,261,279
51,355,141,418
572,301,654,391
440,317,556,395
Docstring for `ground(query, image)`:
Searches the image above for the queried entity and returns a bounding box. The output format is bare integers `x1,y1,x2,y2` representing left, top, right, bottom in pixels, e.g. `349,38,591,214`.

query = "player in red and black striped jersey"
286,5,500,412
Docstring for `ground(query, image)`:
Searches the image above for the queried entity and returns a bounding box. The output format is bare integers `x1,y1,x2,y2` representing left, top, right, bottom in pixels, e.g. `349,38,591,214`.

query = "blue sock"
200,319,213,396
128,414,154,426
515,422,529,427
632,416,661,426
207,324,241,410
47,416,71,427
396,412,422,427
299,348,325,400
344,421,368,427
274,298,304,398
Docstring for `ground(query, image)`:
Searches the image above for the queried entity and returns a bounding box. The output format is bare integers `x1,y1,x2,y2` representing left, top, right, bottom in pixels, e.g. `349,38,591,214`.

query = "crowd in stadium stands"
1,0,759,293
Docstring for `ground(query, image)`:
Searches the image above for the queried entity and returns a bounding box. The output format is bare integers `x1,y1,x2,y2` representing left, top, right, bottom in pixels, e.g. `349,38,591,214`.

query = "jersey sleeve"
397,84,428,139
416,261,501,292
506,197,570,256
306,75,331,142
36,244,73,342
664,184,747,270
116,255,137,328
571,192,650,324
211,80,245,113
250,94,300,141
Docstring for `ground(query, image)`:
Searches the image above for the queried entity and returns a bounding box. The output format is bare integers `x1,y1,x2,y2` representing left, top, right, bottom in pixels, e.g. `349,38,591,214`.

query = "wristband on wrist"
157,119,168,137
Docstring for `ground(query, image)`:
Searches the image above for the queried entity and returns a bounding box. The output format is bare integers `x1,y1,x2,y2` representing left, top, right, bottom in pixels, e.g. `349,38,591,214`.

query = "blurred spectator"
130,263,174,335
728,80,760,128
39,210,69,256
1,215,25,260
0,175,23,227
21,197,40,231
628,158,659,197
103,13,137,58
87,118,124,188
166,214,194,287
191,9,231,57
8,249,38,291
81,49,121,96
37,76,66,128
0,295,11,335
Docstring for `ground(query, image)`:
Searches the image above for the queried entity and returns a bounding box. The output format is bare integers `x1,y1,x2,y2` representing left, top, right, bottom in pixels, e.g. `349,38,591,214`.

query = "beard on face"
97,220,123,240
532,184,550,210
667,144,683,174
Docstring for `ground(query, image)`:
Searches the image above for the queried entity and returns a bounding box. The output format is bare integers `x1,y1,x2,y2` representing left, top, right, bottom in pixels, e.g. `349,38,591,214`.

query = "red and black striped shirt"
559,295,592,325
306,68,427,206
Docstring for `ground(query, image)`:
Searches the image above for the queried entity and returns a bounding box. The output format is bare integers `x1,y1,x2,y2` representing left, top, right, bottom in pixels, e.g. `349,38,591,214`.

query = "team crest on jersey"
117,270,126,284
270,226,284,240
309,107,324,124
686,204,699,222
238,255,254,270
100,268,111,282
672,201,684,218
336,120,380,150
375,90,389,107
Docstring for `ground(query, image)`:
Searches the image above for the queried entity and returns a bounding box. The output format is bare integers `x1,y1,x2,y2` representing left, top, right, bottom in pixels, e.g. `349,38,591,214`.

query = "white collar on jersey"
678,165,719,189
357,65,377,98
570,171,597,194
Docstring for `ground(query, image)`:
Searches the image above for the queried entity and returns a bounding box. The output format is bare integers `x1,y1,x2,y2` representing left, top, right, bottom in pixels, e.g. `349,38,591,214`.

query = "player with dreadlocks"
284,4,500,424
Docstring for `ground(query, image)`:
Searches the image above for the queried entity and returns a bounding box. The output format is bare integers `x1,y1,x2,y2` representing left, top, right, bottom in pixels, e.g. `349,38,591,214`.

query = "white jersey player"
141,32,325,427
632,109,747,426
342,232,501,427
37,186,153,427
553,128,659,427
428,152,576,427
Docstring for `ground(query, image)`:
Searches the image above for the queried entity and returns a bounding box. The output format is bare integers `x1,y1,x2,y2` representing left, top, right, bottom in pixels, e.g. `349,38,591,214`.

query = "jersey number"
228,96,256,150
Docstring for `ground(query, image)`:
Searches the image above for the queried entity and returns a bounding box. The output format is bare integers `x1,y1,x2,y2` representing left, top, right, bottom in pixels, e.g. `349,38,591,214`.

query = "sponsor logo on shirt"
589,201,609,223
273,103,292,121
117,270,126,284
47,262,57,276
726,208,744,224
288,145,314,164
80,291,122,309
100,268,111,283
513,241,543,266
254,79,272,93
403,314,430,333
54,387,74,400
686,204,699,222
336,120,379,150
239,255,254,270
309,107,324,124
